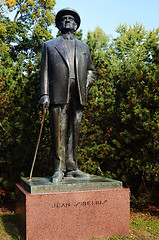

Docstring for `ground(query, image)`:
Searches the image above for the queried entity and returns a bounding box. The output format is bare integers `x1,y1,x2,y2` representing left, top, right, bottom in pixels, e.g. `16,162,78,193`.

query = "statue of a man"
40,8,95,182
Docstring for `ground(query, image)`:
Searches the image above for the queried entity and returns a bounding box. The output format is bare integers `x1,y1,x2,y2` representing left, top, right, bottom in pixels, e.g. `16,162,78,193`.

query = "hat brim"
55,8,81,30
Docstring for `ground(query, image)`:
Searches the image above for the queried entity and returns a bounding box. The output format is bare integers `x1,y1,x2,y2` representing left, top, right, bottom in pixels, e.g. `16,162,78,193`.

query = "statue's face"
60,15,77,32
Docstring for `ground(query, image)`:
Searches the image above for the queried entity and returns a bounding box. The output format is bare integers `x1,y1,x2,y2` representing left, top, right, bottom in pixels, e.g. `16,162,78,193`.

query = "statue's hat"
55,8,81,30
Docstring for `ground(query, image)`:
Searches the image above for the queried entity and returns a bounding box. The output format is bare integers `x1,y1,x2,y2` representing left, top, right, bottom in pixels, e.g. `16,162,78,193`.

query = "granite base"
16,183,130,240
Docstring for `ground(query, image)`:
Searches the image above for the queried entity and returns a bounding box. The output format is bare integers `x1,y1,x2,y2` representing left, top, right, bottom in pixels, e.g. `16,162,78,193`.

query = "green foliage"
79,25,159,201
0,0,55,199
0,0,55,59
79,27,115,176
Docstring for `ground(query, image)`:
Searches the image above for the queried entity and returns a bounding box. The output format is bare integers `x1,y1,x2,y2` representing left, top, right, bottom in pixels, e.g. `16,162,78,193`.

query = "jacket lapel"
75,39,82,72
55,36,70,67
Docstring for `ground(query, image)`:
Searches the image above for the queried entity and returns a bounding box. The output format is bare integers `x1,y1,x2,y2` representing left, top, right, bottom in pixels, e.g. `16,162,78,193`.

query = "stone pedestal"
16,177,130,240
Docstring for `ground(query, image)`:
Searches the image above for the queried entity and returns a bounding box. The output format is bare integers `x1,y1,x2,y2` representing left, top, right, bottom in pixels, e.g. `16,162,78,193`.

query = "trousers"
49,79,83,172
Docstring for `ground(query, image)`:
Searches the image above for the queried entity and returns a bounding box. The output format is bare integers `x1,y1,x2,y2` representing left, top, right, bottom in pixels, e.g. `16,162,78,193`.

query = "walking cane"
29,108,47,180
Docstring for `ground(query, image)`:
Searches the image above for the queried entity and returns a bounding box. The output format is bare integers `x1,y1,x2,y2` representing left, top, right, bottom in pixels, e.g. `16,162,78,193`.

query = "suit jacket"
40,36,95,106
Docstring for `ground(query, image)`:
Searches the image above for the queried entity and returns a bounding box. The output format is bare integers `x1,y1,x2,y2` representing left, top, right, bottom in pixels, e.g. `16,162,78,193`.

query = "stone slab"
20,176,122,194
16,184,130,240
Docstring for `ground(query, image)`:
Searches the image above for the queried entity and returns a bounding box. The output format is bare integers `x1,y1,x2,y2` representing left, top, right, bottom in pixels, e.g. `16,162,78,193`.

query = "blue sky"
52,0,159,38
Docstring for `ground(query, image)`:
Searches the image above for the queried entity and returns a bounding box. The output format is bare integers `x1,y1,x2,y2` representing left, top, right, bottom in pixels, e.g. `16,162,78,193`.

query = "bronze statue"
40,8,95,182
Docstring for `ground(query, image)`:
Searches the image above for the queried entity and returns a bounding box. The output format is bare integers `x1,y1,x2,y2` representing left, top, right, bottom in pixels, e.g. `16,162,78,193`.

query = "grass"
0,213,23,240
130,214,159,239
0,207,159,240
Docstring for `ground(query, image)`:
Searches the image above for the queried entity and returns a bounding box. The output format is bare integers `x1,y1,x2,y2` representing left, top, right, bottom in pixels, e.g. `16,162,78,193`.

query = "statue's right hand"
40,95,50,112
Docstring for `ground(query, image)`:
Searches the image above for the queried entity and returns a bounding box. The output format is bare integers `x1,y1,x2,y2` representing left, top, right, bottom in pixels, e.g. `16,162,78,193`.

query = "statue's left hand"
39,95,50,113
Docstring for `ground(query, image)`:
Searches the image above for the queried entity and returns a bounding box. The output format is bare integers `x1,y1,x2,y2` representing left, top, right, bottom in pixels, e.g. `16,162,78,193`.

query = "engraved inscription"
53,202,71,208
52,200,107,209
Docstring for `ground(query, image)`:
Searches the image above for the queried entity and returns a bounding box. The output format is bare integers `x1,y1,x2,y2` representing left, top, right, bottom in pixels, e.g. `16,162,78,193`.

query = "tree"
79,27,116,176
0,0,55,53
109,24,159,199
0,0,55,201
79,25,159,203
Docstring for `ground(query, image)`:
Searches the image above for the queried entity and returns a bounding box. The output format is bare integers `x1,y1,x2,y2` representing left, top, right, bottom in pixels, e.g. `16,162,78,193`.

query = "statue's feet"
51,171,64,183
65,169,90,178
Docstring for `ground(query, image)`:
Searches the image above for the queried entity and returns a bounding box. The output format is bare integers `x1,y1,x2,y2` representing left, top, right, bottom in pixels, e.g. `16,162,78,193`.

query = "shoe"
66,169,90,178
51,171,64,183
